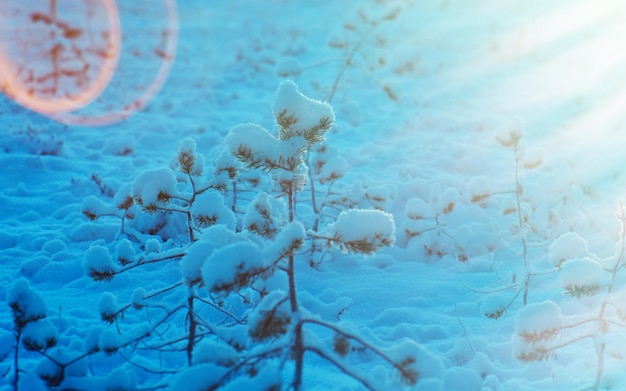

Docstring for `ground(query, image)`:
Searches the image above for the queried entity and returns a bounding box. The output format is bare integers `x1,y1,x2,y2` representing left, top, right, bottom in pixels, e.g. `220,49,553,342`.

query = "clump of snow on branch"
83,245,115,281
132,167,178,208
559,258,605,296
201,241,266,293
190,189,236,230
272,79,335,139
513,301,561,361
98,292,119,323
243,191,285,239
8,279,48,328
549,232,590,268
22,319,57,351
116,239,135,265
266,221,306,260
322,209,395,255
180,225,242,285
173,137,204,177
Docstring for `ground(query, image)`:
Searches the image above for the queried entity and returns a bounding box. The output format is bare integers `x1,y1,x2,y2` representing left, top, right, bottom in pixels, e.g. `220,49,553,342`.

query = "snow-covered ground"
3,1,626,390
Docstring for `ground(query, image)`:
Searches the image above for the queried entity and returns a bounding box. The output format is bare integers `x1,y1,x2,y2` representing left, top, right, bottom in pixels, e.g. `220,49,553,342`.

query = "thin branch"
455,304,475,356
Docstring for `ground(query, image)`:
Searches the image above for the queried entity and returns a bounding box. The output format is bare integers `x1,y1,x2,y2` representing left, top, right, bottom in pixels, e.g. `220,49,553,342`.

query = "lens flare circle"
0,0,121,115
0,0,178,126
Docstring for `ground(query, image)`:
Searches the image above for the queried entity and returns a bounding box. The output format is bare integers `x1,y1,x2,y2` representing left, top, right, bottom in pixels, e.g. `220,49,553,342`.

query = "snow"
201,241,265,293
132,167,178,207
272,80,335,136
83,245,115,281
116,239,135,265
322,209,395,254
190,189,236,230
243,191,284,239
514,300,561,337
21,319,57,351
98,292,119,323
8,278,47,325
558,258,605,290
4,0,626,390
549,232,590,268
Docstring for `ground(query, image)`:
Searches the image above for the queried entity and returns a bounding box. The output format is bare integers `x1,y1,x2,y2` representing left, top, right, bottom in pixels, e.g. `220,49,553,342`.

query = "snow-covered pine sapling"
133,137,233,242
5,278,151,389
471,125,545,306
7,278,56,390
83,137,234,243
514,203,626,391
211,80,416,390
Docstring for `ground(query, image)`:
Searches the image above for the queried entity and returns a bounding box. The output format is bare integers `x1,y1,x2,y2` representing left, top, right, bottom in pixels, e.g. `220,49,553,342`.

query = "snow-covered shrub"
512,203,626,390
469,125,551,306
80,80,427,390
317,209,395,254
182,79,416,390
83,244,116,281
513,300,561,362
7,279,58,388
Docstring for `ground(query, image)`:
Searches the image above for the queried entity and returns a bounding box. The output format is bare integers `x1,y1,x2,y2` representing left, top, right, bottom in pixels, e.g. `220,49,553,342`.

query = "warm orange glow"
0,0,178,126
0,0,121,115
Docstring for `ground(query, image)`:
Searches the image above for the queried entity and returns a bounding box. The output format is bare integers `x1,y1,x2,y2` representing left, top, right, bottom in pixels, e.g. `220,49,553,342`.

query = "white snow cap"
405,197,435,220
266,221,306,260
243,191,284,238
8,278,48,324
181,225,243,285
559,258,605,290
83,245,115,279
272,80,335,135
225,123,279,165
174,137,204,176
515,300,561,336
190,189,236,230
22,319,58,351
132,167,178,206
323,209,395,254
201,241,265,292
549,232,589,268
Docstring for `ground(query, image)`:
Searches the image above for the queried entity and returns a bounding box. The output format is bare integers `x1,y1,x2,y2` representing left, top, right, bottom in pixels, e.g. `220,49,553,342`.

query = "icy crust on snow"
132,167,178,206
272,80,335,136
